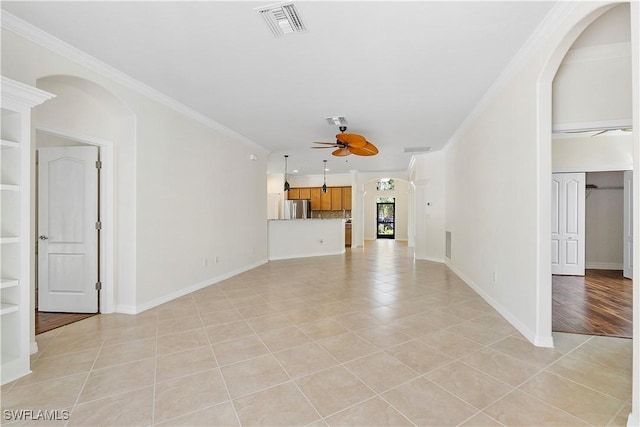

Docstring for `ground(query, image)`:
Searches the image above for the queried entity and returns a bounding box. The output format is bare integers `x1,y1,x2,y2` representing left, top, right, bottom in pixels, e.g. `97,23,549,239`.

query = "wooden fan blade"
348,141,379,156
336,133,367,148
332,148,352,157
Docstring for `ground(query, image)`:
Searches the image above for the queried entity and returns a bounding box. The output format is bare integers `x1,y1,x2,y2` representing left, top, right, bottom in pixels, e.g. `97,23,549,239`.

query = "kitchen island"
268,219,346,260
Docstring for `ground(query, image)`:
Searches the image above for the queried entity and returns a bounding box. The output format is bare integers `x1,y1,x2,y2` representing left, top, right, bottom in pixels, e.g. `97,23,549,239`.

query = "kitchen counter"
268,219,346,260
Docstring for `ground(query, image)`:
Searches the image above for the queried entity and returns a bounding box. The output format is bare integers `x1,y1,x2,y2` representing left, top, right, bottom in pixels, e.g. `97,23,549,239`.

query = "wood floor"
552,269,632,338
35,311,97,335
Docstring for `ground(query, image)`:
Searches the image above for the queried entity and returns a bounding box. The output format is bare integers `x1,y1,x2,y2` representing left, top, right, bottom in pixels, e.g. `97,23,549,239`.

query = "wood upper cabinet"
320,188,332,211
299,187,311,199
342,187,352,210
293,186,352,211
331,187,342,211
310,187,321,210
287,188,300,200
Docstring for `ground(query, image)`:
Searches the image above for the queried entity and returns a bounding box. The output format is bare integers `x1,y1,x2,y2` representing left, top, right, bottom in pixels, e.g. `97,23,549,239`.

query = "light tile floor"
2,241,632,426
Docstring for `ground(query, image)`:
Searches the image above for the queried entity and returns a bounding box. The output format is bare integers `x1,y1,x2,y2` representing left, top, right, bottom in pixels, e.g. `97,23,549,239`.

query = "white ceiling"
2,1,556,175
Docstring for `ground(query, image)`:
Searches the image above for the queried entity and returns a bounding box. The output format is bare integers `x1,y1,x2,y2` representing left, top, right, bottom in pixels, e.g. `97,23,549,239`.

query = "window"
376,178,395,191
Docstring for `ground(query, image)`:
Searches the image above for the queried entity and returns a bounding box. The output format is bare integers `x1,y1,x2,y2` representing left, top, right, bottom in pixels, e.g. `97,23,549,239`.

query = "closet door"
551,173,585,276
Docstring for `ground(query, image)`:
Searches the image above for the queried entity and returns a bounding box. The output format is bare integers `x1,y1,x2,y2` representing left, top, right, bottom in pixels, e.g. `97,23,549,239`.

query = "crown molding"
1,76,55,108
1,11,269,154
443,1,579,153
562,41,631,64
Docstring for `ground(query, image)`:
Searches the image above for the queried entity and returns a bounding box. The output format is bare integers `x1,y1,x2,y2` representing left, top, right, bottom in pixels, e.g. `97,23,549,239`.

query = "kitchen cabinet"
299,187,311,199
291,186,352,211
310,188,321,210
342,186,352,210
287,188,300,200
345,223,352,247
320,188,332,211
331,187,342,211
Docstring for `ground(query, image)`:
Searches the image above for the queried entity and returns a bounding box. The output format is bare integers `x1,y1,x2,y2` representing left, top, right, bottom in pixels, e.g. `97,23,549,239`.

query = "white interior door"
623,170,633,279
38,146,99,313
551,173,585,276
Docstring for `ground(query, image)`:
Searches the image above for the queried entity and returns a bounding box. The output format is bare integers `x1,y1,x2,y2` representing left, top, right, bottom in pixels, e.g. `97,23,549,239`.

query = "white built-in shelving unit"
1,76,54,385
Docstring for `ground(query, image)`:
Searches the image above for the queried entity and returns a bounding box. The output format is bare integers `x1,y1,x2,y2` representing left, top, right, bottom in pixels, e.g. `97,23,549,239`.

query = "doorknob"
39,235,48,240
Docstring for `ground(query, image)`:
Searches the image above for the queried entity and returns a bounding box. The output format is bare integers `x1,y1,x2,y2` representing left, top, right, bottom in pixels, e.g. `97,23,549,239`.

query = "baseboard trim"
445,261,552,348
268,250,345,261
585,262,623,270
116,259,268,315
30,341,38,355
627,411,638,427
415,255,445,263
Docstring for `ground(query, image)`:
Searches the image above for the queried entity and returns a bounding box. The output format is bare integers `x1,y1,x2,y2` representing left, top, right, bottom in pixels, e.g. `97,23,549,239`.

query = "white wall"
443,2,630,347
553,4,632,128
1,27,270,314
288,173,352,188
553,133,633,171
585,171,624,269
410,153,446,262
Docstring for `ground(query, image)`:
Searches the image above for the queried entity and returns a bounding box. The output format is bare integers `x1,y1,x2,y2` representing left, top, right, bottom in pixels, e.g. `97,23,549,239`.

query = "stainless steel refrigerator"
283,199,311,219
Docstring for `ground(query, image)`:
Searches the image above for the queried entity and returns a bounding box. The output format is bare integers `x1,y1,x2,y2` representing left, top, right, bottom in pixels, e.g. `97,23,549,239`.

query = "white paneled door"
38,147,99,313
623,170,633,279
551,173,585,276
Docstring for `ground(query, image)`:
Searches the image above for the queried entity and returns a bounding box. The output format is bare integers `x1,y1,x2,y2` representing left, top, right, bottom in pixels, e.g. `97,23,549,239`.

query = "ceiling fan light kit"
312,126,379,157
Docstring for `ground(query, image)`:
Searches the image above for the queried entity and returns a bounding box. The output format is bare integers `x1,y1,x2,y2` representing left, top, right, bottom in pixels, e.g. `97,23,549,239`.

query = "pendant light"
322,159,328,193
283,155,290,192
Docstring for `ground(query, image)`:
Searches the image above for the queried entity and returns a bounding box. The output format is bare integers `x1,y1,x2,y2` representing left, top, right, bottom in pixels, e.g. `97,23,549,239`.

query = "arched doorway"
32,75,135,336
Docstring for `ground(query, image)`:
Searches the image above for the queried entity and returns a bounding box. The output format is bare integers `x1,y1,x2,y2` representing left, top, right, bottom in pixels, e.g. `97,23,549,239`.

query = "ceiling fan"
312,126,379,157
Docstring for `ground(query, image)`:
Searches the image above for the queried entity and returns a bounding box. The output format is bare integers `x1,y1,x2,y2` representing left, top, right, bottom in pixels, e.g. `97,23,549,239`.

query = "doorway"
35,132,101,333
551,170,633,338
376,198,395,239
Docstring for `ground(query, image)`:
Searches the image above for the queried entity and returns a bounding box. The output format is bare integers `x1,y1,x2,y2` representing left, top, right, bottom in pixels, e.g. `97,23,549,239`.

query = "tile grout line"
241,303,326,425
192,292,242,427
64,325,107,427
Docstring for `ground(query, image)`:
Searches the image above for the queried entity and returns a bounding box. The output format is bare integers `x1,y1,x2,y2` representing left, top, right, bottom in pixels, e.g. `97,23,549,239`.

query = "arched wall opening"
31,75,136,346
536,3,638,425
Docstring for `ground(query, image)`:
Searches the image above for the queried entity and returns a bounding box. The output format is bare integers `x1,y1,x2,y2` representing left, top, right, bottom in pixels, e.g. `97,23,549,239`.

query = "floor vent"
256,2,307,37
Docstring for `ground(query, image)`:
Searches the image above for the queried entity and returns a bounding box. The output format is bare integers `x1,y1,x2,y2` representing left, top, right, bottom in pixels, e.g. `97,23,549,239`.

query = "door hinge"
95,281,102,290
95,221,102,230
96,160,102,169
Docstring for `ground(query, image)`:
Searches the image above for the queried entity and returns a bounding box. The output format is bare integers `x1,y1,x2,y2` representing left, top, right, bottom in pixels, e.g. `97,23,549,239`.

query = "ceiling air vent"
403,146,431,153
256,2,307,37
325,116,348,126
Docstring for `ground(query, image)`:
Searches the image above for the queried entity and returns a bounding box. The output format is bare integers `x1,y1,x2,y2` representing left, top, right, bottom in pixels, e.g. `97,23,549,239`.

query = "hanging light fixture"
283,155,290,191
322,159,328,193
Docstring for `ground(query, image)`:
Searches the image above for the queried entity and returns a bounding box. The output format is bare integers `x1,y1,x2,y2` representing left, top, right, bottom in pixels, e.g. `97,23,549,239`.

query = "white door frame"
35,127,115,314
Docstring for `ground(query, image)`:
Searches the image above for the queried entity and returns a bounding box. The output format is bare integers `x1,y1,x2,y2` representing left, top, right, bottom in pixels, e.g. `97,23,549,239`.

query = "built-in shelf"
0,303,19,316
0,184,19,192
1,76,55,385
0,139,19,149
0,278,19,289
